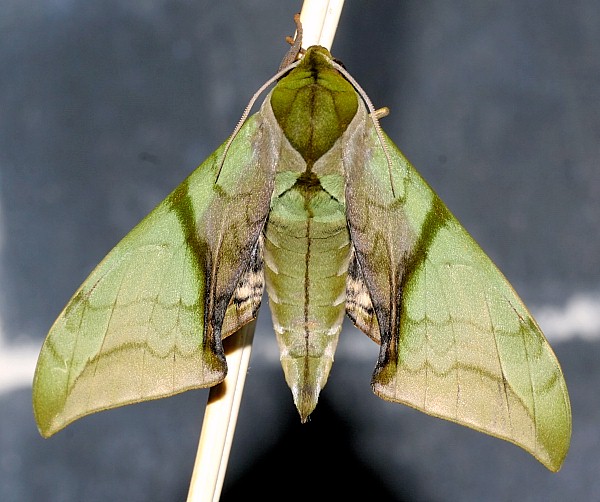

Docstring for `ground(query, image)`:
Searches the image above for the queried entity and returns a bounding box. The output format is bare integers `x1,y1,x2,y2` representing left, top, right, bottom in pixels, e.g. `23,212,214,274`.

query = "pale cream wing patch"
222,235,265,338
345,247,380,344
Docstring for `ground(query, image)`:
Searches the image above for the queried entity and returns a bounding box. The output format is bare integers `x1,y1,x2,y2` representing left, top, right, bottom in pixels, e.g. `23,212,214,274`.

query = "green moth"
33,39,571,472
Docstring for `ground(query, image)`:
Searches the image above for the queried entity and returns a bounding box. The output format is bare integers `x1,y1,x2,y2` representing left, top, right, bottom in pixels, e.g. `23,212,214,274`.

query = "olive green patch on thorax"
270,46,359,165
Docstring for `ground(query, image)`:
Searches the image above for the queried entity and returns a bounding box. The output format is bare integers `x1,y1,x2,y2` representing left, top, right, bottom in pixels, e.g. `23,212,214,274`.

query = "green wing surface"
345,114,571,472
33,114,274,437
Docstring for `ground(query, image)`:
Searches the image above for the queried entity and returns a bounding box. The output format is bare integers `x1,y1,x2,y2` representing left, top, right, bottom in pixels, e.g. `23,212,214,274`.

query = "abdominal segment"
263,184,350,421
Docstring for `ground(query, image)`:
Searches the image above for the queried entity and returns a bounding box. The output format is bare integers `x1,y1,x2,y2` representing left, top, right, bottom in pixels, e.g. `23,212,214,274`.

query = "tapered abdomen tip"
292,383,320,422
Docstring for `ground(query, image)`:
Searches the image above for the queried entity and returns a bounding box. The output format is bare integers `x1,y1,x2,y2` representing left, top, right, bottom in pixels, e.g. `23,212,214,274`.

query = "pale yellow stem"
299,0,345,50
187,321,255,502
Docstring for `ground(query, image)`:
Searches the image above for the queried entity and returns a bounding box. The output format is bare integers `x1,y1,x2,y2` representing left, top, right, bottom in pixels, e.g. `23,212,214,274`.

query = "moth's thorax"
270,46,359,165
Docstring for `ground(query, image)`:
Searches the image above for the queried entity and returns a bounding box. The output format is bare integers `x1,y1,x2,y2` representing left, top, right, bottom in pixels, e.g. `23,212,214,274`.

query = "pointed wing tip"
544,459,565,473
32,395,61,438
536,435,571,473
37,424,59,439
32,365,229,439
33,408,66,438
371,379,571,473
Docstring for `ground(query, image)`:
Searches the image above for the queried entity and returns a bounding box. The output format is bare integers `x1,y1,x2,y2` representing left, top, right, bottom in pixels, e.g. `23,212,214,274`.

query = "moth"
33,24,571,472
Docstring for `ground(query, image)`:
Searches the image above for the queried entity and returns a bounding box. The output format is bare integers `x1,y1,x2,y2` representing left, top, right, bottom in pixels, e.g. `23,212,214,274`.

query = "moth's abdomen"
264,185,350,421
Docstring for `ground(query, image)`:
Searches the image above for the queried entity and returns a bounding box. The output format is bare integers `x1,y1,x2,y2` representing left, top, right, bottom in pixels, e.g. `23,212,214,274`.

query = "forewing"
344,104,571,471
33,113,275,437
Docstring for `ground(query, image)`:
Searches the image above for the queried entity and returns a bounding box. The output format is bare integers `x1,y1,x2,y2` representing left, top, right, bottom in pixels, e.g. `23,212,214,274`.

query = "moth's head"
299,45,334,66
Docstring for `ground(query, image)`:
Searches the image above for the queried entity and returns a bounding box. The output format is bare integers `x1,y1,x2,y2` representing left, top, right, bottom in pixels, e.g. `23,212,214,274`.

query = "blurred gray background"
1,0,599,500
